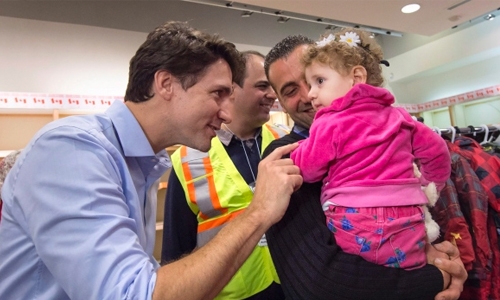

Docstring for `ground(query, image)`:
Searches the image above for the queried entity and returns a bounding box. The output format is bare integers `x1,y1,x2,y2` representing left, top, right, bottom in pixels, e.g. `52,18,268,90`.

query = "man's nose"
218,106,232,124
305,88,315,103
265,86,277,100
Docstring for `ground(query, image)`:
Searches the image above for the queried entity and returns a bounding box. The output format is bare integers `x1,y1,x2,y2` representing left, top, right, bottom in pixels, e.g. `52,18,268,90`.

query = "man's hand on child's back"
426,241,467,300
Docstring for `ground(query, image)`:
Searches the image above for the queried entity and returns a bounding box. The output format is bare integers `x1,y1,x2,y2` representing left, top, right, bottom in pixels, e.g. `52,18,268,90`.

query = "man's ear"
352,66,367,85
153,70,174,100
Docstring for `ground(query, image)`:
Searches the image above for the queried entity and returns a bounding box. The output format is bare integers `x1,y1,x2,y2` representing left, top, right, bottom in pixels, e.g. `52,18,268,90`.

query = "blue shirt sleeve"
0,126,157,300
161,167,198,264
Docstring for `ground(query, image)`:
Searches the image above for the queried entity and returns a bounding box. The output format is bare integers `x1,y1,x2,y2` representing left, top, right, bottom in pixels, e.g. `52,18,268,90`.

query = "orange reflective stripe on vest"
179,147,228,220
170,125,287,299
196,208,245,246
264,123,283,139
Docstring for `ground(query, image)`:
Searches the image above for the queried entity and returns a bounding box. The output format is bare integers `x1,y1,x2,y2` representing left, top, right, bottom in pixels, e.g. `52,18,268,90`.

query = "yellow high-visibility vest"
171,124,287,299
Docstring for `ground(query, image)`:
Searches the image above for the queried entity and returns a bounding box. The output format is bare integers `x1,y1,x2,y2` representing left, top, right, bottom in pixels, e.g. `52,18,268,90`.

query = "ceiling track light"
450,6,499,30
241,11,253,17
485,13,495,21
277,17,290,23
180,0,403,37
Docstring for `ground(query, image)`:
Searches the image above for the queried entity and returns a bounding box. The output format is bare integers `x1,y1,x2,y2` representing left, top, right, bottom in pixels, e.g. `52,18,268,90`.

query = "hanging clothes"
432,135,500,300
450,136,500,213
0,150,23,222
431,177,476,270
431,147,491,300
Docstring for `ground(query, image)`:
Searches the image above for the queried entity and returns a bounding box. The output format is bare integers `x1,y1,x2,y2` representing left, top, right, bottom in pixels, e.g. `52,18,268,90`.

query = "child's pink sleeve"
412,121,451,192
290,118,337,183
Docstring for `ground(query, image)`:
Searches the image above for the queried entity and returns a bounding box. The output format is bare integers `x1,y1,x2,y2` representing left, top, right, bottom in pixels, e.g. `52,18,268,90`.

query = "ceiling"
0,0,498,56
228,0,500,36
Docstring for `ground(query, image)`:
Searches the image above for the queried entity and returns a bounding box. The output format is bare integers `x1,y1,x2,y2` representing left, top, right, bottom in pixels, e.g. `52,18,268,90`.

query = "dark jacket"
263,130,444,300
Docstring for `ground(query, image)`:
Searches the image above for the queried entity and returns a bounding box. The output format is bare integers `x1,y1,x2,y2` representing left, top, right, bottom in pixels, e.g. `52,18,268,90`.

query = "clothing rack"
433,129,500,299
432,124,500,144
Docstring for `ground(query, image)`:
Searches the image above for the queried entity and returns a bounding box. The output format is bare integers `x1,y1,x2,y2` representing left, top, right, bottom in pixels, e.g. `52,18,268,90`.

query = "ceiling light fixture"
241,11,253,17
401,4,421,14
485,13,495,21
180,0,403,37
277,17,290,23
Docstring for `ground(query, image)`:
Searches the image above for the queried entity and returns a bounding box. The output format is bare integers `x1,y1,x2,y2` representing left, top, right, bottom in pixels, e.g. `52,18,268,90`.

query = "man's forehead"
204,59,232,81
268,59,289,81
272,60,302,86
272,46,305,74
247,56,265,74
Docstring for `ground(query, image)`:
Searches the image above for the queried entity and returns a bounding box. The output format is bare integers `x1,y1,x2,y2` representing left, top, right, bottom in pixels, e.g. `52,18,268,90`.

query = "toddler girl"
290,28,450,269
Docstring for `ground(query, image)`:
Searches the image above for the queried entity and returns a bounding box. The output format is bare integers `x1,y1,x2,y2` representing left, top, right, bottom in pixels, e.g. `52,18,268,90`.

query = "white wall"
0,16,146,96
385,17,500,105
0,16,271,96
420,97,500,128
421,108,451,129
458,97,500,126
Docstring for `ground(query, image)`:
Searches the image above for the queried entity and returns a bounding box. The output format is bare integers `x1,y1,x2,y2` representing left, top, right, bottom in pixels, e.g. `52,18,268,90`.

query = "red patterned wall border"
0,92,284,112
394,84,500,113
0,92,122,111
1,85,497,113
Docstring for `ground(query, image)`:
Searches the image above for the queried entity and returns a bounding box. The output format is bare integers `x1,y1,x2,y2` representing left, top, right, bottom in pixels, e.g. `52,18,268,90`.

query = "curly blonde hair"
302,28,385,87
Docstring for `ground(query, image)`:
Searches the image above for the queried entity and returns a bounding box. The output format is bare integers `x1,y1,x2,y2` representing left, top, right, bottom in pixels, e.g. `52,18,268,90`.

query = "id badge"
258,234,268,247
249,181,256,193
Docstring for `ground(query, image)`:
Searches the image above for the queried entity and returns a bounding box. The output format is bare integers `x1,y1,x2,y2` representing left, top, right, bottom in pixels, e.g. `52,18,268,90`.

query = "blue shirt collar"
105,100,157,157
292,124,310,138
216,126,262,146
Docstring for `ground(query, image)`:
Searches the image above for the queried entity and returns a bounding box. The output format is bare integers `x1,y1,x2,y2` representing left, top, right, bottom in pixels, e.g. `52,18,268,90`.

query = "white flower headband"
316,32,361,48
314,31,390,67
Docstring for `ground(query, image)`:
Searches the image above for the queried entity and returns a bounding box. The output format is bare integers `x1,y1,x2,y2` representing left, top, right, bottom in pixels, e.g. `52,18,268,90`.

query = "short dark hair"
235,50,265,87
264,35,314,79
125,21,245,103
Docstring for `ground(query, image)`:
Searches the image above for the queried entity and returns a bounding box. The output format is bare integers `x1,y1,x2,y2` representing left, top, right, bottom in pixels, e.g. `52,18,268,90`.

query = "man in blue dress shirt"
0,21,302,300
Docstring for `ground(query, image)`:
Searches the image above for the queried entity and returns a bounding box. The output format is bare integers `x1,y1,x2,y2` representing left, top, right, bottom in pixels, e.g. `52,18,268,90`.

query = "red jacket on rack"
445,137,500,300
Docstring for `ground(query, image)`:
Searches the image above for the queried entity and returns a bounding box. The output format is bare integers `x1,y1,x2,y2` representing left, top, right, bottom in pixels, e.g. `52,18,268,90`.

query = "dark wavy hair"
264,35,314,80
125,21,245,103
